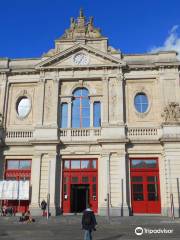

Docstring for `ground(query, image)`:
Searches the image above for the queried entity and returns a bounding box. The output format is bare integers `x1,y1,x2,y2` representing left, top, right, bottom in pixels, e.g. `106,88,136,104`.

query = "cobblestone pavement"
0,216,180,240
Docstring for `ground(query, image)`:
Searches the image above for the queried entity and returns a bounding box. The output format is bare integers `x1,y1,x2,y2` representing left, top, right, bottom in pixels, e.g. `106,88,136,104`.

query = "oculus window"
134,93,148,113
16,97,31,118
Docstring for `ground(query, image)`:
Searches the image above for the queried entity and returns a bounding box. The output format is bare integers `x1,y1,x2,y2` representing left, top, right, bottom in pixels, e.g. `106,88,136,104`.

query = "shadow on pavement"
98,234,123,240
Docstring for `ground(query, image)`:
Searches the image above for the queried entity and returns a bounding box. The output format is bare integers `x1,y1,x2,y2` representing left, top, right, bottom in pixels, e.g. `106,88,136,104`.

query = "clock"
73,53,89,65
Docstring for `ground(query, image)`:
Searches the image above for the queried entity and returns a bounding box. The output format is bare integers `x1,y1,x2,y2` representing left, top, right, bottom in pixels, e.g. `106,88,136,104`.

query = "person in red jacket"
82,204,97,240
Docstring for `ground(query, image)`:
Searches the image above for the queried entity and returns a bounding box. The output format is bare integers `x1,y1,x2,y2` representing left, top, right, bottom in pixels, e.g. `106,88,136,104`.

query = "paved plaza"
0,216,180,240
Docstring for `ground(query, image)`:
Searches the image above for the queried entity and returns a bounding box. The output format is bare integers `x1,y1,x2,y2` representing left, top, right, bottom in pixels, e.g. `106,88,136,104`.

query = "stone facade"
0,10,180,217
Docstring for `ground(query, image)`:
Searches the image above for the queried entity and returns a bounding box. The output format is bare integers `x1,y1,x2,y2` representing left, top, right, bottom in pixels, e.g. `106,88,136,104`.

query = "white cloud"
150,25,180,59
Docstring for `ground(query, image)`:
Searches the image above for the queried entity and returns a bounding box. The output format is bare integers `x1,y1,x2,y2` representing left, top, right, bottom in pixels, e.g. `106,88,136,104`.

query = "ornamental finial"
79,8,84,17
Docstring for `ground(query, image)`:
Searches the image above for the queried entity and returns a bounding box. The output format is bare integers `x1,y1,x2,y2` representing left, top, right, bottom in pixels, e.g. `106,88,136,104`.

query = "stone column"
48,153,58,216
102,77,109,126
98,153,109,216
67,98,72,128
30,154,42,215
163,142,180,217
90,98,94,128
161,124,180,217
119,151,129,216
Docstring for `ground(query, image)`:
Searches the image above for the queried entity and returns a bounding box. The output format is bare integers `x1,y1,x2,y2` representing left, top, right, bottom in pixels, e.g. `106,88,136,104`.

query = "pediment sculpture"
161,102,180,123
61,9,102,40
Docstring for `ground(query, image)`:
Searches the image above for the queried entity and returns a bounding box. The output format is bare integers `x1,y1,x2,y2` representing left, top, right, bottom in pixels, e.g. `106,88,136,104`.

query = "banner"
0,181,18,200
0,180,29,200
19,181,29,200
0,181,5,199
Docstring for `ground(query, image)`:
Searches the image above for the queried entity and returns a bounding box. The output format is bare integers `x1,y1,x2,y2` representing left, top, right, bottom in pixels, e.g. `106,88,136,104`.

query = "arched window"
93,102,101,127
60,103,68,128
72,88,90,128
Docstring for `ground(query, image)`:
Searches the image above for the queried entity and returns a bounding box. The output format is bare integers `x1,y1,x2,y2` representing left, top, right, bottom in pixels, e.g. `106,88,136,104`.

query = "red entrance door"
130,158,161,214
4,160,31,213
62,159,98,213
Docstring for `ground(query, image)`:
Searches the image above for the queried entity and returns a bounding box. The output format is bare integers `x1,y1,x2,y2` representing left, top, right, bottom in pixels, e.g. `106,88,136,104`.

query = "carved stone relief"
162,102,180,124
109,78,118,123
44,80,53,124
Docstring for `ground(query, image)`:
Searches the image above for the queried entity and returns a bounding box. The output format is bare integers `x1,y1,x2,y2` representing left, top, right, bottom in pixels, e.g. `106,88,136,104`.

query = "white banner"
0,180,29,200
0,181,5,199
19,181,29,200
0,181,18,200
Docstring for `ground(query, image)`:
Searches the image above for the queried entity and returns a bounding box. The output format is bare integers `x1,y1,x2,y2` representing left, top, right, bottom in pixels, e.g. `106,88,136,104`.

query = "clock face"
73,53,89,65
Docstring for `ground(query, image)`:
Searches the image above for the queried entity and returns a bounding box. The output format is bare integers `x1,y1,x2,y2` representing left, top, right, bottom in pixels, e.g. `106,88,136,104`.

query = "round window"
134,93,148,113
16,97,31,118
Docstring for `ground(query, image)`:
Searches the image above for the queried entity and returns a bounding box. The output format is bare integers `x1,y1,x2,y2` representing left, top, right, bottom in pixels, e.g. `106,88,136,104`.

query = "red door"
130,158,161,214
4,160,31,213
62,159,98,213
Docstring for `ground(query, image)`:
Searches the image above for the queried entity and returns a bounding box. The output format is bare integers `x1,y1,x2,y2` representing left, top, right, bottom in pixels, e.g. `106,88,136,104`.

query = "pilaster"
67,98,72,128
102,76,109,126
35,74,45,127
51,77,60,127
48,153,58,216
98,153,109,215
90,98,94,128
116,73,124,125
30,153,42,216
161,124,180,217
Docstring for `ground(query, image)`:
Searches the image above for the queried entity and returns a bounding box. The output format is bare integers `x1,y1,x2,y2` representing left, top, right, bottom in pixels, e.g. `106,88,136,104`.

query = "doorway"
62,159,98,213
71,184,89,213
130,158,161,214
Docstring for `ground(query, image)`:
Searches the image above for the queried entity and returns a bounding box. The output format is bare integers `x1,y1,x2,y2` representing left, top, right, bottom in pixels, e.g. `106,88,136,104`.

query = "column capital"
100,152,111,158
1,72,8,82
102,76,109,82
117,73,124,81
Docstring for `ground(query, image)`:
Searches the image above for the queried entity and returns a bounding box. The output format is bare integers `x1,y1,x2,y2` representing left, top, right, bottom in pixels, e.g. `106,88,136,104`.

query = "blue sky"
0,0,180,58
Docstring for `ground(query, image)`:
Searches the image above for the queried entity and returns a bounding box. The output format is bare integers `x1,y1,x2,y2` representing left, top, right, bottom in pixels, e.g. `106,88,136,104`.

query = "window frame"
134,92,149,113
60,102,68,128
93,101,101,127
72,88,90,128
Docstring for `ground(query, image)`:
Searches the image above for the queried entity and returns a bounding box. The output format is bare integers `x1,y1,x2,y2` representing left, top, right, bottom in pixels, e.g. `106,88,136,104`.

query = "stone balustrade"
127,127,162,139
5,130,33,141
59,128,101,141
3,127,163,143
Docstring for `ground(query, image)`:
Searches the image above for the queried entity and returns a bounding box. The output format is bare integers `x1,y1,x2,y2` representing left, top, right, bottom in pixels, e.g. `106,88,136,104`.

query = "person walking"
82,204,97,240
40,199,47,216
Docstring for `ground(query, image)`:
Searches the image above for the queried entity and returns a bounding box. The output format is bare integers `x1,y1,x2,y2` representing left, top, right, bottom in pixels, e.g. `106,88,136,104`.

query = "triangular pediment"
36,44,125,69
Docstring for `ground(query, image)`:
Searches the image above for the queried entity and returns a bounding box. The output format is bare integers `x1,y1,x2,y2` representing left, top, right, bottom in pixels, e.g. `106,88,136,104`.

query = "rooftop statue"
61,9,102,39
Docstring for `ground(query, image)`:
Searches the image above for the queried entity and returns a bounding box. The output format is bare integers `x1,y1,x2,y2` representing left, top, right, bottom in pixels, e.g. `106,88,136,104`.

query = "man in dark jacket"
82,204,97,240
40,199,47,216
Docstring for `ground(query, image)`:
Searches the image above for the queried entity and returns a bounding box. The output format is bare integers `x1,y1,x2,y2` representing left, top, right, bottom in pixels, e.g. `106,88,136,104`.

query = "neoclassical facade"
0,10,180,216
